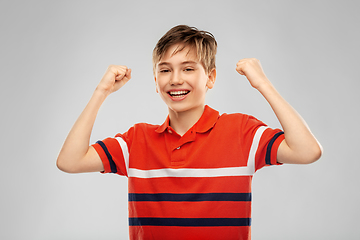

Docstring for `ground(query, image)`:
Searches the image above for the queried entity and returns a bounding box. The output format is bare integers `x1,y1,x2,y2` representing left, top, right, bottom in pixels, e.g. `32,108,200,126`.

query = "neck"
168,105,205,136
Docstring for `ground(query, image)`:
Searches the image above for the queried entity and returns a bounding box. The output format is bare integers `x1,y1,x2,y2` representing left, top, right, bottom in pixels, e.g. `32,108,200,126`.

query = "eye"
184,68,194,72
159,69,170,73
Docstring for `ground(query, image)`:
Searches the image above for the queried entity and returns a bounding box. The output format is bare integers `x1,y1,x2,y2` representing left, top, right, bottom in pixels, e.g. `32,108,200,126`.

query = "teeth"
169,90,189,96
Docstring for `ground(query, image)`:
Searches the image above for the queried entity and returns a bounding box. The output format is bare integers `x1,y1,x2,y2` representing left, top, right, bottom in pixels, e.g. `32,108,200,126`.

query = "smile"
168,90,190,98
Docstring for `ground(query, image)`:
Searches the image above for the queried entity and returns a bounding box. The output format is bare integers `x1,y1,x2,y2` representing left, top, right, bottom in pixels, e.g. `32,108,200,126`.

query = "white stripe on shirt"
128,166,254,178
116,137,130,175
247,126,268,175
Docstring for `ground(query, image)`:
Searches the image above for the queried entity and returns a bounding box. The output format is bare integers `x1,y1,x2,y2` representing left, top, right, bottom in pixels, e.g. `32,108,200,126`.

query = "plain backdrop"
1,0,359,239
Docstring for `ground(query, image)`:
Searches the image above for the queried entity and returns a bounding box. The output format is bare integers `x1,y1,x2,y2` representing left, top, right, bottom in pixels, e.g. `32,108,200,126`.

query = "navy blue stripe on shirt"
129,217,251,227
96,140,117,173
129,193,251,202
265,131,284,165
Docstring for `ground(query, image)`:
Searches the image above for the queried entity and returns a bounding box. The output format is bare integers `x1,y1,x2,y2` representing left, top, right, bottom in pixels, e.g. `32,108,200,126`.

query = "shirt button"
176,147,181,150
168,129,172,134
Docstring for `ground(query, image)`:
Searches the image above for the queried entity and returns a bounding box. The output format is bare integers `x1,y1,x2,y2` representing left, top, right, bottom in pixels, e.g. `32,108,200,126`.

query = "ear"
206,68,216,89
154,76,159,93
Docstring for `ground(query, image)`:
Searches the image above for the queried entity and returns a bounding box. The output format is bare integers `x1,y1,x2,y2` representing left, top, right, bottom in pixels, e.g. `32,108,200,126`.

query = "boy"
57,25,322,239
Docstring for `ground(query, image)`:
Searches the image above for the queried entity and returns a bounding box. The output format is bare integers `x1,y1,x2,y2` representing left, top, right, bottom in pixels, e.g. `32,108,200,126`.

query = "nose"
170,71,183,85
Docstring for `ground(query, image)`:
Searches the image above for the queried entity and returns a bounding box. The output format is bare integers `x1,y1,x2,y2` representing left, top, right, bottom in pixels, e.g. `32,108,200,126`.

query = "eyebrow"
157,61,198,67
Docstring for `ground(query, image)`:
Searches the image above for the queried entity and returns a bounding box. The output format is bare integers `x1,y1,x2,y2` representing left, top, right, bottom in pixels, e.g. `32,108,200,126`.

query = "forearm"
236,58,322,163
57,65,131,173
57,89,108,172
258,81,322,164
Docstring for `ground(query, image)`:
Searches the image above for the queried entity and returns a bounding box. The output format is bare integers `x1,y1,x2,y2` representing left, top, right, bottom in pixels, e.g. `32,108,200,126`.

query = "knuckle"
108,65,116,71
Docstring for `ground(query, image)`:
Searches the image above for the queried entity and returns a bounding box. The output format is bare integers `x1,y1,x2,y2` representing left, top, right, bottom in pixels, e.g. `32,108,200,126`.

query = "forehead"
159,44,198,64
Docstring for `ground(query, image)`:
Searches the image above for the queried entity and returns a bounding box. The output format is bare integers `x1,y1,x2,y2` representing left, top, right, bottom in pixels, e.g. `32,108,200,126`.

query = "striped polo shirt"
92,105,284,240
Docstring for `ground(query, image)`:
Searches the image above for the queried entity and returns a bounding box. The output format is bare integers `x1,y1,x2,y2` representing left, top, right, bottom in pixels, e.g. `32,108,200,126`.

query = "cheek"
194,75,209,89
155,79,166,93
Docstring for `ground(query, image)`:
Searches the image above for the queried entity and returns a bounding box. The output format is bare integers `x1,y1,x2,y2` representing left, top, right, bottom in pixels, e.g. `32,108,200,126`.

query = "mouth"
167,90,190,98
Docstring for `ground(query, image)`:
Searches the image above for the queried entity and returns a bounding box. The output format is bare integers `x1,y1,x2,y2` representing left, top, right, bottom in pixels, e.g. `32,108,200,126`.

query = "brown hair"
152,25,217,74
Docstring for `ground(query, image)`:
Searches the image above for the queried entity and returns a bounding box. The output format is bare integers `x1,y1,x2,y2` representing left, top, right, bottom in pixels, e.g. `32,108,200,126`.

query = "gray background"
1,0,359,239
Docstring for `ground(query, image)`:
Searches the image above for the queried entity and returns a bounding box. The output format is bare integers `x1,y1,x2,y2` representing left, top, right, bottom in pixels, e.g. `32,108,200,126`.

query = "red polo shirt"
92,105,284,240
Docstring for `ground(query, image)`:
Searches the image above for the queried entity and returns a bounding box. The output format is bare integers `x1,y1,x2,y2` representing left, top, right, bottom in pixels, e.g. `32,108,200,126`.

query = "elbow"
56,157,77,174
313,143,324,162
302,143,323,164
56,158,69,173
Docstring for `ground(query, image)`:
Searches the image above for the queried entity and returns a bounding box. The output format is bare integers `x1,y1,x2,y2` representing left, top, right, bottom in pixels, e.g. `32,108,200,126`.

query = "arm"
236,58,322,164
57,65,132,173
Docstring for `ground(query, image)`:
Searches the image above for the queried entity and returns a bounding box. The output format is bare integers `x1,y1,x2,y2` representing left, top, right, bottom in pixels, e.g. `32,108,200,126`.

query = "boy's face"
154,44,216,115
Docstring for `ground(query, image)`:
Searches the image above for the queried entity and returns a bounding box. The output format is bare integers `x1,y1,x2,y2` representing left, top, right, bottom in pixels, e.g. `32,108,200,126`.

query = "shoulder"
214,112,267,136
116,122,161,140
218,112,261,125
133,122,160,131
119,122,160,135
111,122,161,149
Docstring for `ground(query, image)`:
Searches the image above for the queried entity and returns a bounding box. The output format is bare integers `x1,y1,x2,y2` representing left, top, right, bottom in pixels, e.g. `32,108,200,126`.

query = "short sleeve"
254,127,284,171
242,115,285,172
92,133,130,176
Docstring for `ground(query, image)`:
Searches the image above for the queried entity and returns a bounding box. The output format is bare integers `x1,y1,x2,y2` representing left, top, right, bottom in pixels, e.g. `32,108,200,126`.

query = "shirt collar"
155,105,219,134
